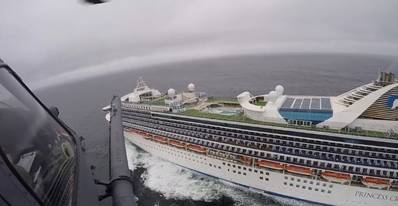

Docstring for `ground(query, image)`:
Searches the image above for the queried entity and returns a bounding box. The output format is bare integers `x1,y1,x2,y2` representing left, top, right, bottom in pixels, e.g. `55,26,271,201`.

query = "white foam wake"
125,142,317,206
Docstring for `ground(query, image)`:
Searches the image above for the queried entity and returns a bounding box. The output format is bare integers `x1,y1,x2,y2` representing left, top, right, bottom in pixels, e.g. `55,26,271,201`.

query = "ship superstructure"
237,72,398,133
105,72,398,206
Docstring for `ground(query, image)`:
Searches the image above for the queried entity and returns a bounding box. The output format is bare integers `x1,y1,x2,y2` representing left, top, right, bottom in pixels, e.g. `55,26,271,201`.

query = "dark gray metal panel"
0,194,9,206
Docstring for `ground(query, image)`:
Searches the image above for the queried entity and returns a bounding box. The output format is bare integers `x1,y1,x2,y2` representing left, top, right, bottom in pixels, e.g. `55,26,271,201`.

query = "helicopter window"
0,68,76,206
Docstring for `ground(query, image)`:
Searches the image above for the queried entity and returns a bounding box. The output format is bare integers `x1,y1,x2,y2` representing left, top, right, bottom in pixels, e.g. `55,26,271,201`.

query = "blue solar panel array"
279,97,333,123
280,97,333,113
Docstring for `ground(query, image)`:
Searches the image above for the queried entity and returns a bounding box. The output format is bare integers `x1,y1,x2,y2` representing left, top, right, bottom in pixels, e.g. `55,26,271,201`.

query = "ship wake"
125,142,317,206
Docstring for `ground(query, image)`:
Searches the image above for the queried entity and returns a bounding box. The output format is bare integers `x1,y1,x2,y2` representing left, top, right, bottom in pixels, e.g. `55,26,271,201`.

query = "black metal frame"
0,62,80,206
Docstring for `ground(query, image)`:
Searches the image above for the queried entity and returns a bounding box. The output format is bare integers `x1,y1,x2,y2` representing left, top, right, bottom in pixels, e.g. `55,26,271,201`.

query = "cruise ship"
104,72,398,206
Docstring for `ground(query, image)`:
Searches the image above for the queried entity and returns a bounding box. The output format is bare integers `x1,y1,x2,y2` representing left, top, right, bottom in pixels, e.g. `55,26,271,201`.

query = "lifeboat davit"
362,177,390,189
286,165,313,176
153,136,168,144
257,160,285,170
187,144,207,154
239,156,252,166
321,171,351,184
169,140,186,149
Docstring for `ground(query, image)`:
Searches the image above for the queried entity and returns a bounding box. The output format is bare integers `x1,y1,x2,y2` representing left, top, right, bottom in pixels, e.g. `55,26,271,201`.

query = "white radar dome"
268,91,278,102
167,88,176,97
275,85,284,96
188,83,195,92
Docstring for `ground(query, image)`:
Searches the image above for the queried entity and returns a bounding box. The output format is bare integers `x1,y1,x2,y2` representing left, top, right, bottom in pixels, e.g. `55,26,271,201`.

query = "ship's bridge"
278,96,333,124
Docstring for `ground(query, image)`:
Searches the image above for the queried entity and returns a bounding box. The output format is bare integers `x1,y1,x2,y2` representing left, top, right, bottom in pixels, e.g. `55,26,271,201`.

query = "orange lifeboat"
187,144,207,154
362,177,390,189
257,160,285,171
169,140,186,149
153,136,168,144
239,156,252,166
321,171,351,184
144,132,153,139
286,165,313,176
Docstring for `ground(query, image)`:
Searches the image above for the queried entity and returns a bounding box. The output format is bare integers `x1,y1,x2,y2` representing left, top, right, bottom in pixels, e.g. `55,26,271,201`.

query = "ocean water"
36,53,398,206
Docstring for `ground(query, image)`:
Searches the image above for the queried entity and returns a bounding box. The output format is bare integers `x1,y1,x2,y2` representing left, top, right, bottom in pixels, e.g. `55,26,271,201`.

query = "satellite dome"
167,88,176,97
268,91,278,102
275,85,284,96
188,83,195,92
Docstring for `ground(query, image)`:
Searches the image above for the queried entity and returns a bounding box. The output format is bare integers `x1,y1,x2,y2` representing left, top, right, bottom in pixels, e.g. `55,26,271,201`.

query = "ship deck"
180,108,396,140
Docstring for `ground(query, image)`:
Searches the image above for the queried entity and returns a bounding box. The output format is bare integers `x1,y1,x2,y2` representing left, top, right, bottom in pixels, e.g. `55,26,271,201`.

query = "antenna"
136,77,148,89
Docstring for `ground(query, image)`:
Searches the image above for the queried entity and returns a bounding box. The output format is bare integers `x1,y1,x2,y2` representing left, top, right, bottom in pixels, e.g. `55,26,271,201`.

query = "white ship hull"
125,132,398,206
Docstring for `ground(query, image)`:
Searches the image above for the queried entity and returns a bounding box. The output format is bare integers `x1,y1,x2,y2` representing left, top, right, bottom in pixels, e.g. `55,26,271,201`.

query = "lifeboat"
257,160,285,171
187,144,207,154
286,165,313,176
153,136,168,144
362,177,390,189
321,171,351,184
239,156,252,166
169,140,186,149
144,132,153,139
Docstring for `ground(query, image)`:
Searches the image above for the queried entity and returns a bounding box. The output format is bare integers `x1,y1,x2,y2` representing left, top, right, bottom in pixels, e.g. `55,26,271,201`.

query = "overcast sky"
1,0,398,88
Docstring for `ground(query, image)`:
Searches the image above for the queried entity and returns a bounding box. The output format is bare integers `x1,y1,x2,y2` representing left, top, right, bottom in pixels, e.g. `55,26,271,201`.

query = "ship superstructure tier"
237,72,398,133
104,72,398,206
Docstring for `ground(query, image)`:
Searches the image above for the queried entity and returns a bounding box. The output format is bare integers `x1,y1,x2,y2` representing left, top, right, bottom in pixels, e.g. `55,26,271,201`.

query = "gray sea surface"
36,53,398,206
